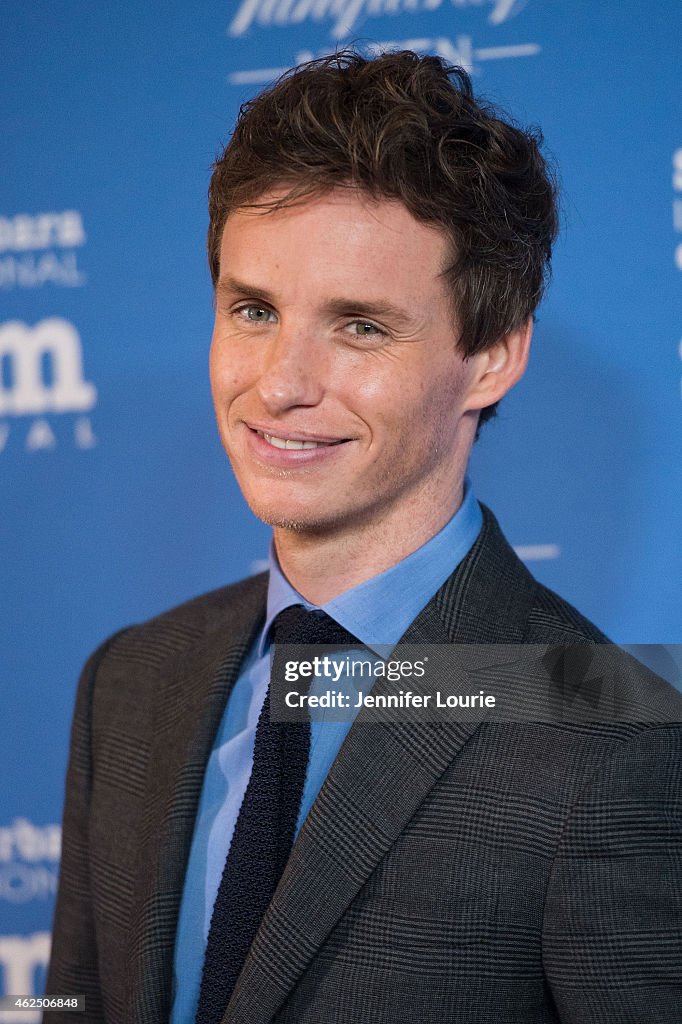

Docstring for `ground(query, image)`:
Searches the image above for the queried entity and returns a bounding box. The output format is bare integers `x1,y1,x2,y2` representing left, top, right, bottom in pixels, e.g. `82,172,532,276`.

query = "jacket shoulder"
526,583,682,723
100,572,268,672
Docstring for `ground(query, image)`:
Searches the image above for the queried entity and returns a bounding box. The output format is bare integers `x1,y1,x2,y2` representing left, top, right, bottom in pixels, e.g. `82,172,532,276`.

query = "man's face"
210,187,481,540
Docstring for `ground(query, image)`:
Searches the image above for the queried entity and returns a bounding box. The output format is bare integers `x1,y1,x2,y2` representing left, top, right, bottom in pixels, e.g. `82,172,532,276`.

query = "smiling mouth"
254,429,349,450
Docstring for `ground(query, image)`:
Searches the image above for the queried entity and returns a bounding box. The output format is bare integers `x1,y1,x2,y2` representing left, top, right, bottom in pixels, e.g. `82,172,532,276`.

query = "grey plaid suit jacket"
45,504,682,1023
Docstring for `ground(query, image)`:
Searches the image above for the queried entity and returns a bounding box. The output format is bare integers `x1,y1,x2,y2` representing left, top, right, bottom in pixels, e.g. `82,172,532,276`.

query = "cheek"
370,363,466,450
341,357,413,414
209,335,251,400
349,382,427,458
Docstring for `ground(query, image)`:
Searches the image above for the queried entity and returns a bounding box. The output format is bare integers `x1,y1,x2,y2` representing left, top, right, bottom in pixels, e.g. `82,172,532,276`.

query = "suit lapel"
224,505,539,1024
125,576,268,1024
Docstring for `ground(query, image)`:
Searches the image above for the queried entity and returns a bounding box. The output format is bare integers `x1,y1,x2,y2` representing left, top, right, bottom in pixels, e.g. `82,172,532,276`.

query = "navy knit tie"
195,605,359,1024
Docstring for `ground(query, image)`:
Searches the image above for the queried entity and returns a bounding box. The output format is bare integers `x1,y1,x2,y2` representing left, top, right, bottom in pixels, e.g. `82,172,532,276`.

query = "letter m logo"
0,318,96,416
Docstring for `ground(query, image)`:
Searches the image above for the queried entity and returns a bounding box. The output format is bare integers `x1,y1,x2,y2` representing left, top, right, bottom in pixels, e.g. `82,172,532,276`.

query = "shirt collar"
258,476,482,658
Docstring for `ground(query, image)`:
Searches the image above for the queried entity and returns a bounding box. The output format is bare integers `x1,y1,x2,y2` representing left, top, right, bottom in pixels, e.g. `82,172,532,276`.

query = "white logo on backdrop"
0,933,51,1024
513,544,560,562
229,0,528,39
0,318,97,453
673,149,682,272
227,2,538,86
229,35,540,85
672,151,682,399
0,211,86,290
0,819,60,906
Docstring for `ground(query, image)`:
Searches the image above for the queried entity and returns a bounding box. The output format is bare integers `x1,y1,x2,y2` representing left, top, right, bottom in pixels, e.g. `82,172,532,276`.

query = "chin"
243,495,320,532
244,494,356,536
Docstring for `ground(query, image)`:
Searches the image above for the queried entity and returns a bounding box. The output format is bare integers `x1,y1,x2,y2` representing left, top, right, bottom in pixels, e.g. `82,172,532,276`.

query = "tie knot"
271,605,359,648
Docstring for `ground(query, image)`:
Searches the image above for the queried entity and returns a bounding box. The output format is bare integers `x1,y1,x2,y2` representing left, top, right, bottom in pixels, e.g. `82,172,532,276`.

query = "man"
46,50,681,1023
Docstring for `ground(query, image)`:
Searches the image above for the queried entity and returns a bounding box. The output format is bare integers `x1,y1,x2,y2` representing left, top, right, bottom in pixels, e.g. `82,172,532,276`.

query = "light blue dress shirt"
170,480,482,1022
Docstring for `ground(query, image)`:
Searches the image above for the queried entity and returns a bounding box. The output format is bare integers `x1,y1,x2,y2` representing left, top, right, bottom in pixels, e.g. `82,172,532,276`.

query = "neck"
273,478,466,605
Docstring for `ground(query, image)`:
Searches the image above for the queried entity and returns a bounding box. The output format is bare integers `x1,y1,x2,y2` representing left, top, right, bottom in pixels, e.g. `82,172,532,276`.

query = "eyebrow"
216,275,417,329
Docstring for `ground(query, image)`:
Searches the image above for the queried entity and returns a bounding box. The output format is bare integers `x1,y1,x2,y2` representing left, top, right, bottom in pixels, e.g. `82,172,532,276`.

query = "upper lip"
245,422,350,444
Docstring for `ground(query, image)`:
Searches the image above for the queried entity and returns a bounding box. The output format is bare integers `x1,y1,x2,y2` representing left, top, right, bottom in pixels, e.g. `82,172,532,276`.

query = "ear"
462,318,533,413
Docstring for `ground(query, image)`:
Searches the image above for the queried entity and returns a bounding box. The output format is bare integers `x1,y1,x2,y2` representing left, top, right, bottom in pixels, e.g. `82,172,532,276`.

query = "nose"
256,326,325,414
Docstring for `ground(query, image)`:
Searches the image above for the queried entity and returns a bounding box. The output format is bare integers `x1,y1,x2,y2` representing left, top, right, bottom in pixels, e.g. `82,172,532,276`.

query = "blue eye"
238,305,275,322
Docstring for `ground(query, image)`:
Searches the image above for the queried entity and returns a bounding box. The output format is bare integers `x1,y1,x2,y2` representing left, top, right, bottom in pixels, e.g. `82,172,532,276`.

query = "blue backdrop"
2,1,681,1010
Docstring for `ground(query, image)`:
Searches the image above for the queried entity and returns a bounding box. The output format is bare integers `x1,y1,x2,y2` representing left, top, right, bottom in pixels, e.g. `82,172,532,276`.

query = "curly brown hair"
208,49,558,429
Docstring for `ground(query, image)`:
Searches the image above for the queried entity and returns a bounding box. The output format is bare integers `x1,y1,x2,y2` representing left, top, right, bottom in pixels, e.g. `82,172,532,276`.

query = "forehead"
219,187,451,292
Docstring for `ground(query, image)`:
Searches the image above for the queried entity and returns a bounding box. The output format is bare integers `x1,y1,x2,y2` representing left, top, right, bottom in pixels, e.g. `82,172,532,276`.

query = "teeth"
259,431,328,450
